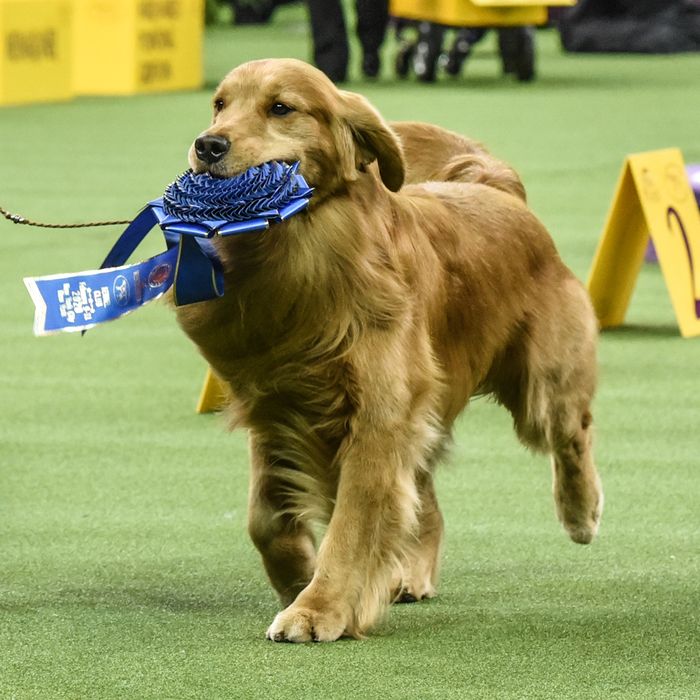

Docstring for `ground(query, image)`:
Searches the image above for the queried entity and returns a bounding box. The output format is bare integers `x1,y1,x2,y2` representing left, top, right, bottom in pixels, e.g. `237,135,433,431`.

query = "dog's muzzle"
194,135,230,165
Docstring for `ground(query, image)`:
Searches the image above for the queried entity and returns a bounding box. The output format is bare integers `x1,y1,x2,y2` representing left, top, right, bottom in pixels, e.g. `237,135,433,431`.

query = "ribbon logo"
113,275,130,306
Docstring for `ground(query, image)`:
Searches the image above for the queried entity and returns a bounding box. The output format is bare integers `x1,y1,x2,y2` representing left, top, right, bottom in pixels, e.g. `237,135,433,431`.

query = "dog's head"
189,58,404,198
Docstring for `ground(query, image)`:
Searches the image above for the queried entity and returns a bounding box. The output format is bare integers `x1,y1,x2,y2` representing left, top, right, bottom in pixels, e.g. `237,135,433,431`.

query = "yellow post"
196,367,228,414
586,161,650,329
587,148,700,338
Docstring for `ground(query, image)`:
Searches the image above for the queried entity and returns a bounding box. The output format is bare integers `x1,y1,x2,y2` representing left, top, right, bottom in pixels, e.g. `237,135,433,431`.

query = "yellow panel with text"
0,0,73,106
196,366,228,414
72,0,203,95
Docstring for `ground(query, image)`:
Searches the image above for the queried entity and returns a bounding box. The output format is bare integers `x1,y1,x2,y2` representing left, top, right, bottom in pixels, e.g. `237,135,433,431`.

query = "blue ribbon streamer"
24,246,179,335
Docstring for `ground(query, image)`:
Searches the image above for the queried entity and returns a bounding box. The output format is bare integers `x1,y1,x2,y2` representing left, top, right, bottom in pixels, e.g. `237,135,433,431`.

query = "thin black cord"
0,204,131,229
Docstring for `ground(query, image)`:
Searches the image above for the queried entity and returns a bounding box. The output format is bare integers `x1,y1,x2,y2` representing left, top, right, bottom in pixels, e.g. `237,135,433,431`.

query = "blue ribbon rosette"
24,161,313,335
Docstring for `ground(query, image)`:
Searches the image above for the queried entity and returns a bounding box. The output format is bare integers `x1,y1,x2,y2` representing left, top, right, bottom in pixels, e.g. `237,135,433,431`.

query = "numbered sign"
587,148,700,338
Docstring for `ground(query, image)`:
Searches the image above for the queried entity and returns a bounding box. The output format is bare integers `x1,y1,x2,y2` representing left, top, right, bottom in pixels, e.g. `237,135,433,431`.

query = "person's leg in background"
306,0,349,82
356,0,389,77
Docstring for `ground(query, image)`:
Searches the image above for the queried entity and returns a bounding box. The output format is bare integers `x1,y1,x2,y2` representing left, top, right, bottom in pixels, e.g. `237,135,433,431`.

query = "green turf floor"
1,6,700,698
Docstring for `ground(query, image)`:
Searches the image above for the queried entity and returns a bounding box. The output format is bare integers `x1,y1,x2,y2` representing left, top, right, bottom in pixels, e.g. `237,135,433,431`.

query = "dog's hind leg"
547,405,603,544
495,278,603,544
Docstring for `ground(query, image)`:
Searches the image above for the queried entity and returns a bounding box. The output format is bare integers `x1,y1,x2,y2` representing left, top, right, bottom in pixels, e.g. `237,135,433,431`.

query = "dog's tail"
390,122,527,202
434,153,527,202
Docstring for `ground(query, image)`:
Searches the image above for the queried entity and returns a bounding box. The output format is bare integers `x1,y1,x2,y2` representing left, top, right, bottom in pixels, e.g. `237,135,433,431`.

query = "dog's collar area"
23,162,313,336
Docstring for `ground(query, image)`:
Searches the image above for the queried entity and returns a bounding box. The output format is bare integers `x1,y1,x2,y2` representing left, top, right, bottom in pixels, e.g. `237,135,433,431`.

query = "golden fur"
176,58,603,643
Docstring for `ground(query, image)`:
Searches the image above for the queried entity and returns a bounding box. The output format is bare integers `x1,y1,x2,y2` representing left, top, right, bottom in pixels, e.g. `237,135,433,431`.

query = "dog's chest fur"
175,202,394,495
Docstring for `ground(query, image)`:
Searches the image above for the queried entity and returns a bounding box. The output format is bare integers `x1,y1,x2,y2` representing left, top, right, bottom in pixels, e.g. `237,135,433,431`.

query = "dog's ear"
336,90,405,192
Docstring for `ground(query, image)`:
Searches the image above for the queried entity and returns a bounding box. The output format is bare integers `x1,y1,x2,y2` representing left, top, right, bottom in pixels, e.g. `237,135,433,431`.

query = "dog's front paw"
266,604,349,643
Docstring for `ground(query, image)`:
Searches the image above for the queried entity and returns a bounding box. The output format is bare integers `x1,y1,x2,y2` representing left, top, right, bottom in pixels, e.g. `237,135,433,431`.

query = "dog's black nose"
194,135,230,164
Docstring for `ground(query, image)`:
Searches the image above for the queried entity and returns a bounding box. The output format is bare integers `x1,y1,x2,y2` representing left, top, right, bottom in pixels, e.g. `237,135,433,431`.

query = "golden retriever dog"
176,58,603,643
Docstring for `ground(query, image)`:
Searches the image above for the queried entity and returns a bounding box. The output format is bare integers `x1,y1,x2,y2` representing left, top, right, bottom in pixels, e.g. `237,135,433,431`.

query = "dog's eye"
270,102,294,116
213,98,225,113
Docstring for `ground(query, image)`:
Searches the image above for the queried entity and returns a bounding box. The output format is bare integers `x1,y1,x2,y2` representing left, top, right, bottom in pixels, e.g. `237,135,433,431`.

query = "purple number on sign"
666,207,700,319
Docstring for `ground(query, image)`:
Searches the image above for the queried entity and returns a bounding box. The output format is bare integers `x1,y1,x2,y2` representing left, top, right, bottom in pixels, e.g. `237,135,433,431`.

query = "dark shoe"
321,66,347,83
314,44,349,84
394,39,416,78
362,51,380,78
232,0,274,24
498,26,536,82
